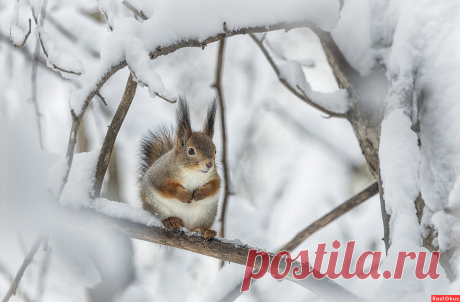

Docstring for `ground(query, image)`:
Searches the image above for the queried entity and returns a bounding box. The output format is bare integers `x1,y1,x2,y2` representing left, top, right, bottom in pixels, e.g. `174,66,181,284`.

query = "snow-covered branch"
60,18,338,200
9,1,32,48
249,33,350,118
75,207,364,302
30,3,84,78
122,0,148,21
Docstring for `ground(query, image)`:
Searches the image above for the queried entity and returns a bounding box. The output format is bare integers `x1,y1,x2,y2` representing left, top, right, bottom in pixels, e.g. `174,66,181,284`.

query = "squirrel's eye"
188,148,195,155
215,149,217,154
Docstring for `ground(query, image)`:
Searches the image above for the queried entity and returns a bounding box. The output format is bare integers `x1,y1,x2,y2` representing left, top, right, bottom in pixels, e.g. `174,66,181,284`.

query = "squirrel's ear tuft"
176,96,192,149
203,98,217,138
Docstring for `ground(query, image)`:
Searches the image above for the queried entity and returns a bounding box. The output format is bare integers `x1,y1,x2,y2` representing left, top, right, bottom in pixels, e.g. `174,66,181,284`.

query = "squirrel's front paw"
163,217,184,230
193,188,205,201
194,227,217,240
176,190,193,203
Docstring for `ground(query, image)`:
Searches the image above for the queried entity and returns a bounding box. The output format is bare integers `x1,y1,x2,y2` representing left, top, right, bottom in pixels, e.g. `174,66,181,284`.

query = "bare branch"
122,1,148,20
11,19,32,47
96,91,107,106
57,61,127,198
31,0,49,150
0,262,31,302
94,74,137,198
1,234,44,302
249,33,348,118
216,181,379,302
34,248,52,302
280,181,379,252
212,39,231,244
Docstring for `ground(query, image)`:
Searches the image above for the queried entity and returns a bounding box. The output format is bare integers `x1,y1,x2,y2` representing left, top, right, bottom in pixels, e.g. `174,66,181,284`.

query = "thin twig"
279,181,379,252
155,92,176,103
31,0,48,150
31,7,82,77
249,33,347,118
212,39,230,242
33,248,52,302
0,262,31,302
94,74,137,198
2,234,44,302
96,91,107,106
122,1,148,20
11,19,32,47
216,181,379,302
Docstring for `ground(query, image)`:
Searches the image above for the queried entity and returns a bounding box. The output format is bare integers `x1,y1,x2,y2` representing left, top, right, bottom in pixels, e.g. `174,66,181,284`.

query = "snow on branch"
98,0,115,31
122,0,148,21
67,206,363,302
249,33,350,118
29,4,84,78
61,11,341,198
35,27,84,78
9,1,32,47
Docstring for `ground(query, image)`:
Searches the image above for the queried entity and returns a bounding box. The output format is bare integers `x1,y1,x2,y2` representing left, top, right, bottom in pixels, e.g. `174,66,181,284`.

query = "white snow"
331,0,375,76
432,212,460,253
98,0,115,31
9,1,28,46
70,0,340,116
51,232,102,288
29,0,43,18
37,27,85,79
51,151,162,227
377,109,449,301
278,60,350,114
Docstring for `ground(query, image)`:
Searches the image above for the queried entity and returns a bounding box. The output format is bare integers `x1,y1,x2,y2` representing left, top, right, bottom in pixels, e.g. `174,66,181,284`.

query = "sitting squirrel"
139,97,220,239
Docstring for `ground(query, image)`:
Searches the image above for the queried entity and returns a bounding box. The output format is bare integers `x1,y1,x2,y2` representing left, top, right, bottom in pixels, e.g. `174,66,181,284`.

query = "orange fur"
193,177,220,201
157,180,193,203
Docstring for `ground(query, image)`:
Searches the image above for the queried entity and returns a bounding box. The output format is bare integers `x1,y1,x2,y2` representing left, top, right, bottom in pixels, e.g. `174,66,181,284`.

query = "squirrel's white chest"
180,169,211,192
148,169,219,230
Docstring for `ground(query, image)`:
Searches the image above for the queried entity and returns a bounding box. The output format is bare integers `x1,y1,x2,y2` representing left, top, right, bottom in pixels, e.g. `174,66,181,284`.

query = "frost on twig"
98,0,115,31
9,1,31,47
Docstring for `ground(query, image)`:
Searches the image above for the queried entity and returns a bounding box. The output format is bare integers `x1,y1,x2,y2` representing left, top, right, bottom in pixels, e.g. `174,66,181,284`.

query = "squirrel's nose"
206,161,213,169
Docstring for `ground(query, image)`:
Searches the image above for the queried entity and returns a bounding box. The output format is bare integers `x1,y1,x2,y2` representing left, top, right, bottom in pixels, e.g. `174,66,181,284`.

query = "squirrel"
139,97,220,240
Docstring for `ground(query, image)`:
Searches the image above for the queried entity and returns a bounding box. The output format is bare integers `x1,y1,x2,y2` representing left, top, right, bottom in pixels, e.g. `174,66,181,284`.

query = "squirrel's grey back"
139,126,174,179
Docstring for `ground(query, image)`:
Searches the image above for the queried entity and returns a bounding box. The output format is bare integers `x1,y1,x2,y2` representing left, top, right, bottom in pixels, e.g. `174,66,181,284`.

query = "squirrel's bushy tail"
139,126,174,178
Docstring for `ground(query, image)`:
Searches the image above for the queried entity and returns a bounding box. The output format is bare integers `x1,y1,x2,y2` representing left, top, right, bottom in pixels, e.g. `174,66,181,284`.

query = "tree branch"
58,61,127,198
71,208,364,302
11,18,32,48
31,7,82,77
122,1,148,21
216,181,379,302
212,39,231,244
280,181,379,252
1,234,44,302
94,73,137,198
31,0,48,150
249,33,348,118
0,262,31,302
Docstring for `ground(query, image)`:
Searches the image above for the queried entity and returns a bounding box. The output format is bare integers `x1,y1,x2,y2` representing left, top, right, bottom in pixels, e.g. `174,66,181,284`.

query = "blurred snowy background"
1,0,459,301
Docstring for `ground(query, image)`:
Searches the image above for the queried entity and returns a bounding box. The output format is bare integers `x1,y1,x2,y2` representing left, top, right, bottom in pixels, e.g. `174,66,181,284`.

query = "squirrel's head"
175,97,217,174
